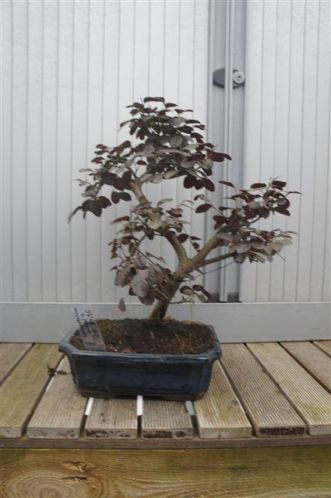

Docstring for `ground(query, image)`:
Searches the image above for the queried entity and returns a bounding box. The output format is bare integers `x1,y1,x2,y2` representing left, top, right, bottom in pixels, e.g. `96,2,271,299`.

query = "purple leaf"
118,298,126,312
202,178,215,192
219,180,235,188
250,183,266,188
119,192,132,201
111,191,120,204
196,203,212,213
177,233,189,243
183,176,195,189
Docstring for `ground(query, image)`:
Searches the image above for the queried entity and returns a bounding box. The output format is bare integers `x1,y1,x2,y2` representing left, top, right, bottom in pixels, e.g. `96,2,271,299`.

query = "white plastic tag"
72,306,106,351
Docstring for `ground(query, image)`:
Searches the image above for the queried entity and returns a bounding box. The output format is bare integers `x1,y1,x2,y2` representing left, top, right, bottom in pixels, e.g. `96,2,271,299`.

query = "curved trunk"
149,299,171,321
149,280,180,321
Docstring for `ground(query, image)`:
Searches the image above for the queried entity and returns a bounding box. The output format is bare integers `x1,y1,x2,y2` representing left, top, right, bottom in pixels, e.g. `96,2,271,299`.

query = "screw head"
233,71,245,85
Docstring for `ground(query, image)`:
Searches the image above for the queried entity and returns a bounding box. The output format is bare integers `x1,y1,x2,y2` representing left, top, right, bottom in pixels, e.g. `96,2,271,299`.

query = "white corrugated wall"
239,0,330,303
1,0,209,304
1,0,330,315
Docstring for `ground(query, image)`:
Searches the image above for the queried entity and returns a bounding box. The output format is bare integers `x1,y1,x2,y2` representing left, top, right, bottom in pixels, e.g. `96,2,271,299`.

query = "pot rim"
59,323,221,362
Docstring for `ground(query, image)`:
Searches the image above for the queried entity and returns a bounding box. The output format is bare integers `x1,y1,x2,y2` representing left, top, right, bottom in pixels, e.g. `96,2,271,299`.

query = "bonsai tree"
70,97,295,320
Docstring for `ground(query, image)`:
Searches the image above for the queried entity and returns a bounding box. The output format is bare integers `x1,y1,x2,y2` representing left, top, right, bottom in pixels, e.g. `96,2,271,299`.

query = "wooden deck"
1,340,331,498
0,340,330,449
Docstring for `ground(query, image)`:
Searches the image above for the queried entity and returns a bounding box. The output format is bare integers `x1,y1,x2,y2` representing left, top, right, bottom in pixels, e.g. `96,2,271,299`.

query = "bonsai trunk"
149,299,171,321
149,280,181,320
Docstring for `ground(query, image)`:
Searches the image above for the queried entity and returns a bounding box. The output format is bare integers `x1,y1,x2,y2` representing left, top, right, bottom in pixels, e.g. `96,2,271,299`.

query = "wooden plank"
2,447,330,497
248,343,331,435
313,340,331,357
85,398,137,439
142,401,193,439
222,344,306,436
0,344,61,437
282,341,331,391
27,358,87,439
194,362,252,439
0,433,330,450
0,343,32,384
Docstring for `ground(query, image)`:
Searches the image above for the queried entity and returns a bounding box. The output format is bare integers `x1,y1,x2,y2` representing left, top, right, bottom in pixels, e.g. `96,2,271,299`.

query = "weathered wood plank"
222,344,306,436
0,433,330,450
313,340,331,357
85,398,137,439
282,341,331,391
27,358,87,439
194,362,252,439
142,400,193,439
0,343,32,384
248,342,331,435
0,344,62,437
1,447,330,497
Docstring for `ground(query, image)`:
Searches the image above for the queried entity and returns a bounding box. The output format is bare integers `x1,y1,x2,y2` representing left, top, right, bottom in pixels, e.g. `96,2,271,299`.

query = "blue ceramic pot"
59,323,221,400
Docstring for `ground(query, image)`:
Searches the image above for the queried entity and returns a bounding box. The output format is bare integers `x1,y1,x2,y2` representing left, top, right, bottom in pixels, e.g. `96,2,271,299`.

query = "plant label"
72,306,106,351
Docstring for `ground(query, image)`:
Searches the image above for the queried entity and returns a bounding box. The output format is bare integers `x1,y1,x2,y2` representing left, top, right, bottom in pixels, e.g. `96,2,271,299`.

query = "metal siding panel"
56,0,74,302
309,0,330,301
240,0,330,303
147,0,166,264
71,1,89,301
282,0,306,302
40,1,59,301
85,0,104,303
12,1,29,301
101,0,120,303
1,0,209,305
268,0,291,302
192,0,209,291
161,0,180,270
239,0,264,301
1,1,14,301
296,0,320,301
255,0,277,302
26,0,43,302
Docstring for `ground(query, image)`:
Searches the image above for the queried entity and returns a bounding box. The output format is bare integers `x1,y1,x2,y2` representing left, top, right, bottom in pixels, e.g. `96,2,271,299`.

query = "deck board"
222,344,306,436
27,358,87,439
282,341,331,391
313,340,331,357
85,398,137,439
194,362,252,438
2,447,331,498
0,446,331,498
247,342,331,435
142,400,193,439
0,343,32,384
0,344,61,437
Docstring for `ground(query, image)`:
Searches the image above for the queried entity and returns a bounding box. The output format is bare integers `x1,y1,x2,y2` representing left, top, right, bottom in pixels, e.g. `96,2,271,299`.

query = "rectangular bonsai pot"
59,326,221,401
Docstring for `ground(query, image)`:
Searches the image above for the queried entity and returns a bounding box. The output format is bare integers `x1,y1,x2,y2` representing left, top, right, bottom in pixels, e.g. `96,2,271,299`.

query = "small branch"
130,180,188,265
200,252,235,268
188,233,220,270
161,230,189,266
130,181,149,205
203,260,234,275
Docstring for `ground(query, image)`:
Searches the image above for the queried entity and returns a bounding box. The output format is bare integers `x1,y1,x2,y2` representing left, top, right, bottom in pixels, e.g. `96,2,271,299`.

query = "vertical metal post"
205,0,246,303
218,0,235,302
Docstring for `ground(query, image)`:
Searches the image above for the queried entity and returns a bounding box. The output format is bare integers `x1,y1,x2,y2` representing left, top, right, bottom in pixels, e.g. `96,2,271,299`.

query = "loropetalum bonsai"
70,97,295,320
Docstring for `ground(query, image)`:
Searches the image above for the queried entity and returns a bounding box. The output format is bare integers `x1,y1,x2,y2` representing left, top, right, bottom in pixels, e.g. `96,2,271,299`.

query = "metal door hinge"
213,68,245,89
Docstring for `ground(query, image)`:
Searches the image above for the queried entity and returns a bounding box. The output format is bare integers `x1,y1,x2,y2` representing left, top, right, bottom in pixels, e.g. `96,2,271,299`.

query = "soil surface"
71,319,215,354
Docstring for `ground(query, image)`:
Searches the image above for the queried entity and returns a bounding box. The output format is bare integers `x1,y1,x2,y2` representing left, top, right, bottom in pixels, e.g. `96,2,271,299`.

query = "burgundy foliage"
70,97,297,319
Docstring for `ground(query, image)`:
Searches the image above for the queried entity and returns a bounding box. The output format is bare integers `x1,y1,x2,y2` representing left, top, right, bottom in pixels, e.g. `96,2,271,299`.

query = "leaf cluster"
69,97,298,315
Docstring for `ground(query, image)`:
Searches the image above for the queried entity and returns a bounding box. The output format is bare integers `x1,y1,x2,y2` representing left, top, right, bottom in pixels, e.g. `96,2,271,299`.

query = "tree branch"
130,180,189,266
200,252,235,268
130,181,149,205
161,230,189,266
188,233,220,270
